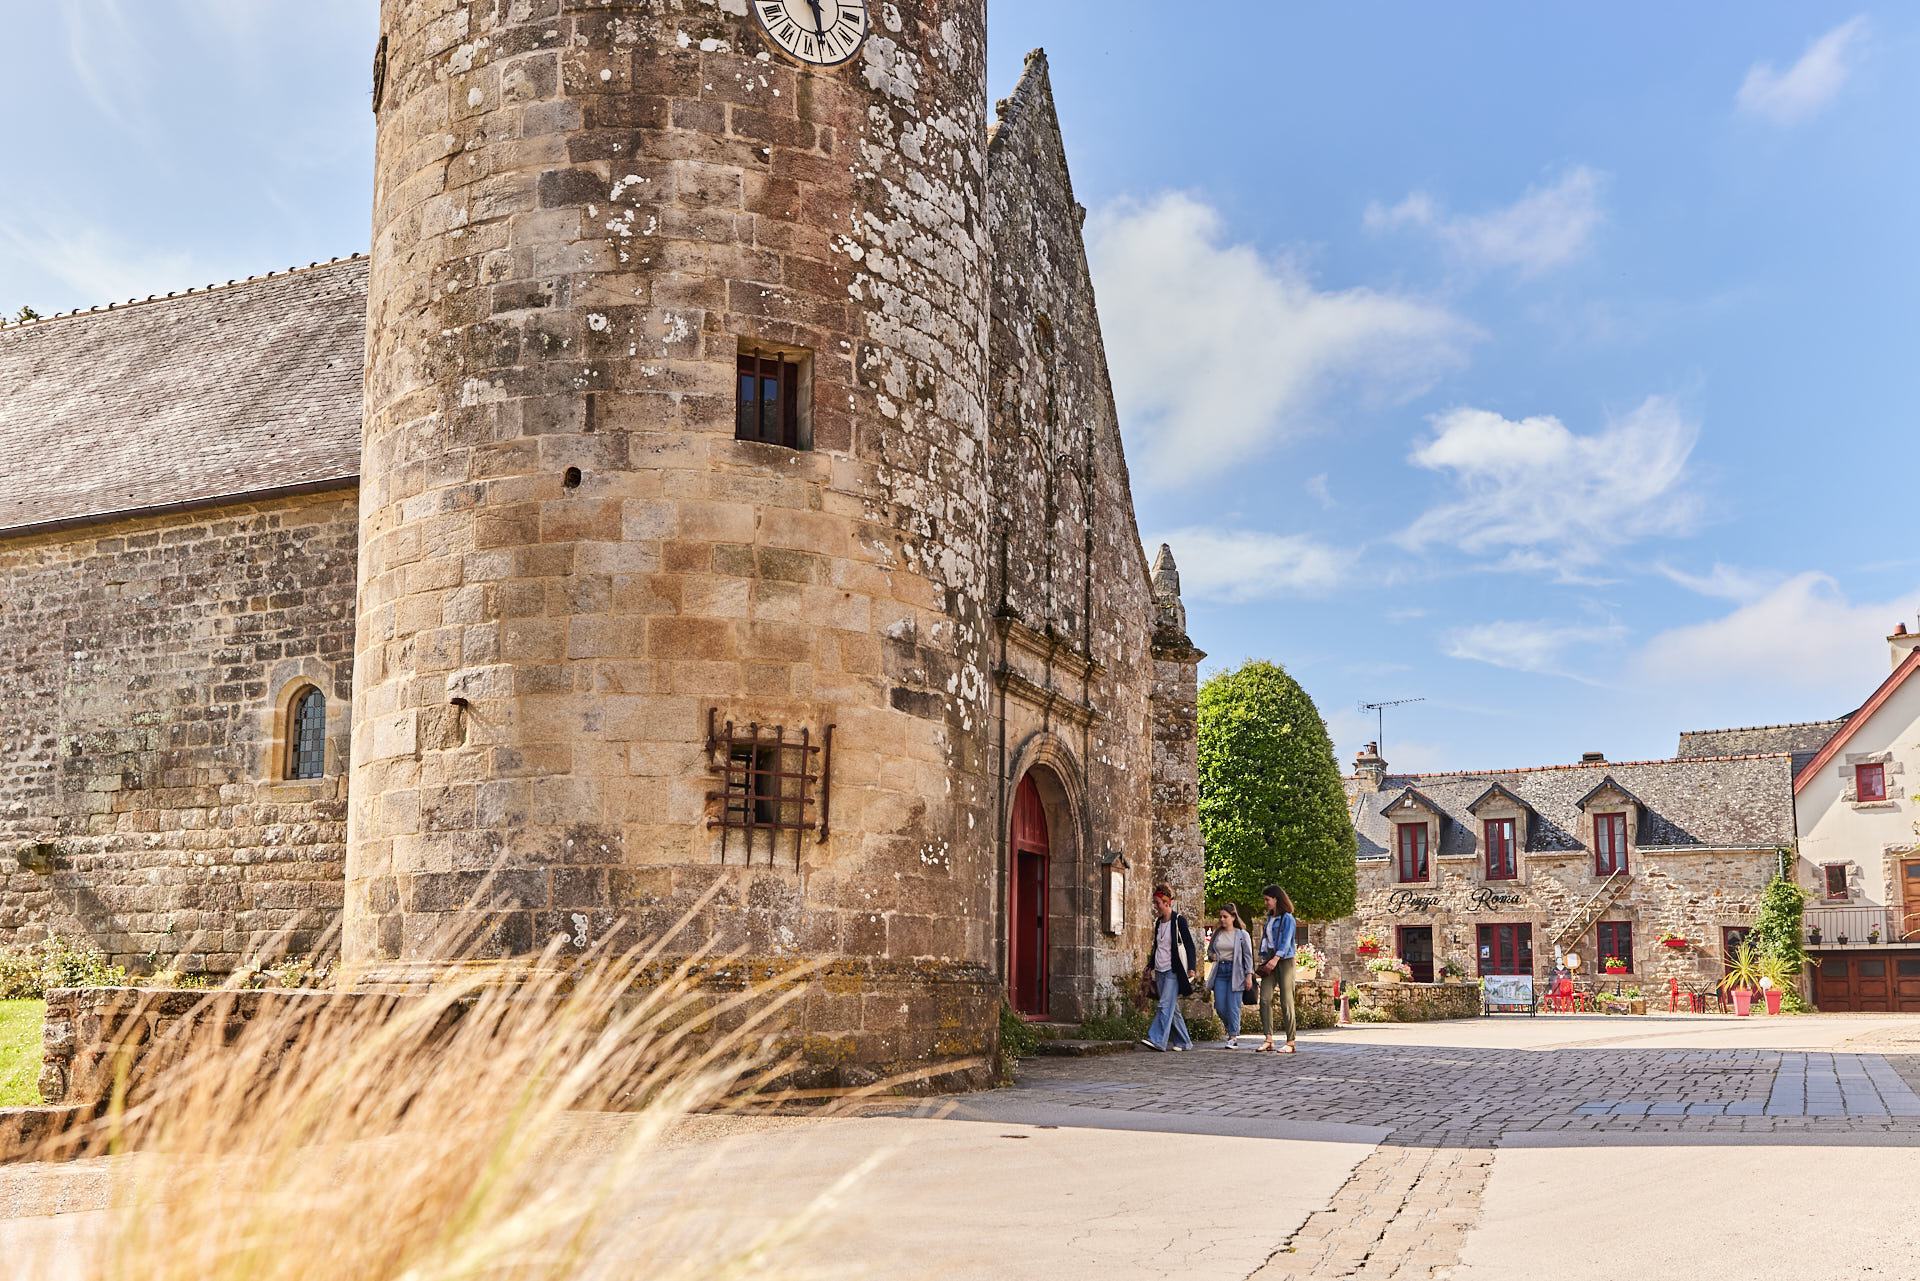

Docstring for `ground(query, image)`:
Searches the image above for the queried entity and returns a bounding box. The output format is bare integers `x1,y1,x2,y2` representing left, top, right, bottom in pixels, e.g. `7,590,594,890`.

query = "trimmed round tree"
1199,660,1357,921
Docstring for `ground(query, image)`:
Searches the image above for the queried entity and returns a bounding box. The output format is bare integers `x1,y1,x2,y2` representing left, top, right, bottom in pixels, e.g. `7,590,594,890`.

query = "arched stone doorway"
1008,773,1050,1015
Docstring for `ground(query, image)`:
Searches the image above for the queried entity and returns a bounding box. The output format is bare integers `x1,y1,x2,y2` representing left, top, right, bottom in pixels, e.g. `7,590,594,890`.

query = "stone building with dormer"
1323,744,1794,992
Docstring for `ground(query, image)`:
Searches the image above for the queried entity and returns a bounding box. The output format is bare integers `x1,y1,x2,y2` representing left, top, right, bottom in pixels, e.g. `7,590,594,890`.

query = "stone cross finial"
1149,543,1190,646
1150,543,1181,603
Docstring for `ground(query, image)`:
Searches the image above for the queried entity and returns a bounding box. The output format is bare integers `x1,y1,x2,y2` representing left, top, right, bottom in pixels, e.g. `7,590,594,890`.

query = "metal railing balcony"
1803,904,1920,947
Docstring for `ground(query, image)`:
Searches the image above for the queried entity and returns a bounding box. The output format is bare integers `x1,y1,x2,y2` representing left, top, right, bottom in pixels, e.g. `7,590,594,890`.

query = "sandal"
1254,1042,1275,1053
1279,1043,1297,1054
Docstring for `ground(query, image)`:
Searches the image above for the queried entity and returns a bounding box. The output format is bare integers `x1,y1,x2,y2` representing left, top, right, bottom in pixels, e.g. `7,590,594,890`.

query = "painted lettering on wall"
1469,887,1522,911
1388,888,1441,914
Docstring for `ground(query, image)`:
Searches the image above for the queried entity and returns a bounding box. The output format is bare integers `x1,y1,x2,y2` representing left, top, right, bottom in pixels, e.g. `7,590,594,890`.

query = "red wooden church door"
1009,775,1050,1016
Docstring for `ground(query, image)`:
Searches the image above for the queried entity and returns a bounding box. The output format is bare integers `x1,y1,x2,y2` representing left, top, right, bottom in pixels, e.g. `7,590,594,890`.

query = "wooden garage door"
1816,953,1917,1011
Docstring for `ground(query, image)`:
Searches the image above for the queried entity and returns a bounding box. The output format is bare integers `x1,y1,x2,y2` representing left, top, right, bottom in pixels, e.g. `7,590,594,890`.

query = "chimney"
1891,618,1920,672
1580,751,1606,764
1354,742,1387,791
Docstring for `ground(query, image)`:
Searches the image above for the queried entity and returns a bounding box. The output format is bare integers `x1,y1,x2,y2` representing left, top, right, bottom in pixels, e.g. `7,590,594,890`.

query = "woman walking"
1208,904,1254,1048
1255,884,1298,1054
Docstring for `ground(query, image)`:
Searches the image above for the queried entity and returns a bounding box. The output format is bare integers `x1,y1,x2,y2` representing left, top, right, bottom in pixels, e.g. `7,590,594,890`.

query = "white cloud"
1640,572,1914,693
1399,395,1700,575
1655,561,1780,602
1365,168,1604,276
1086,192,1478,487
0,220,207,309
1156,526,1356,603
1737,16,1869,124
1445,620,1625,680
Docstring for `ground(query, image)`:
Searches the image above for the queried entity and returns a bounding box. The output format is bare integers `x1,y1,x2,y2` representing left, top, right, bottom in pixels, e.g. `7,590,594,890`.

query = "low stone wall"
34,961,1001,1110
1350,979,1482,1022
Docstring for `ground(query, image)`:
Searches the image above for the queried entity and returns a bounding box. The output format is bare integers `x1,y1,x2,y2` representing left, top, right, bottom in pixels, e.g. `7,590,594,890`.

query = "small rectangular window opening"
1857,762,1887,801
1396,823,1429,883
1594,812,1629,876
288,688,326,780
735,350,806,449
705,709,834,868
1824,864,1849,899
1596,920,1633,973
1484,818,1516,880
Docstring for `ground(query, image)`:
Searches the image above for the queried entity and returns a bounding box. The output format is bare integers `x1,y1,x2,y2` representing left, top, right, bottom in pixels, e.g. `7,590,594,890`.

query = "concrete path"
8,1014,1920,1279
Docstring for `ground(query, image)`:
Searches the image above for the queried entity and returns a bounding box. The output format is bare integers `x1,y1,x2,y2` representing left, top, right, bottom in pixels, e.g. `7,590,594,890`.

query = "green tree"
1748,865,1810,1009
1198,659,1357,920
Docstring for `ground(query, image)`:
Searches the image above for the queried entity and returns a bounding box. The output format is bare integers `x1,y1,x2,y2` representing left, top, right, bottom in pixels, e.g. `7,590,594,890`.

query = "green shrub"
0,935,128,999
1187,1014,1223,1042
1077,991,1151,1043
998,1002,1039,1060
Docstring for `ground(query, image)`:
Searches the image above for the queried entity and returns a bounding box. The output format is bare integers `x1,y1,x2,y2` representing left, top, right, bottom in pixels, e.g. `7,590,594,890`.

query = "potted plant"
1366,955,1412,984
1757,951,1801,1016
1356,930,1384,957
1837,933,1849,944
1720,941,1764,1016
1603,955,1629,975
1293,942,1326,981
1439,957,1468,983
1658,932,1687,949
1870,925,1882,945
1807,925,1822,945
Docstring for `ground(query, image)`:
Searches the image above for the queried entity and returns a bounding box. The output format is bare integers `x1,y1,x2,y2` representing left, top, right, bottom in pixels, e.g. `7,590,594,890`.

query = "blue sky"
4,3,1913,774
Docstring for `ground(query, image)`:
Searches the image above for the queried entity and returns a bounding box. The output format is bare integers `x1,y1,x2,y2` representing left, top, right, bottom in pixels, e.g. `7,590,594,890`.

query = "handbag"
1241,982,1257,1007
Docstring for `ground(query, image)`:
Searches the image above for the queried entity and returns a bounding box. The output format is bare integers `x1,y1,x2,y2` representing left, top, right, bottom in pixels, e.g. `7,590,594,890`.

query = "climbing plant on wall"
1198,659,1357,921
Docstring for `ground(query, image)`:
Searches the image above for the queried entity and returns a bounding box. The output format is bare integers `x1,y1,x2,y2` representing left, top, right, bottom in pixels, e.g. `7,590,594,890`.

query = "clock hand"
804,0,826,35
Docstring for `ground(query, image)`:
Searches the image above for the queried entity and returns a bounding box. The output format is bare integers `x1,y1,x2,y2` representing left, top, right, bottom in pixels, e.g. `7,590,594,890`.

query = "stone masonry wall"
351,0,1001,1073
0,491,356,970
1322,848,1776,989
982,51,1196,1019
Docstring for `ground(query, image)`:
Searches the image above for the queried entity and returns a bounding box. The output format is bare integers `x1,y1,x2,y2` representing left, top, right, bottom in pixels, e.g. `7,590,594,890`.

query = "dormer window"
1484,818,1516,880
1594,812,1629,876
1857,762,1887,802
1396,823,1429,882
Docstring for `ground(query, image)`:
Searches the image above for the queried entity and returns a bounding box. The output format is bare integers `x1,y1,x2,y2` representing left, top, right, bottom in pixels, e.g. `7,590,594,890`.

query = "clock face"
752,0,870,67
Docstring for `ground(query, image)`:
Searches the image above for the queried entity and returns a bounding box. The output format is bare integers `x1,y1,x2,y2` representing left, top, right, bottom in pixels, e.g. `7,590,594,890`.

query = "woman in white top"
1208,903,1255,1048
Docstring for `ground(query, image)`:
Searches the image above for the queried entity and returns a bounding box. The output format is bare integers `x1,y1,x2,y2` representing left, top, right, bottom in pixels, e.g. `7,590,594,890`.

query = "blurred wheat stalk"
24,916,854,1281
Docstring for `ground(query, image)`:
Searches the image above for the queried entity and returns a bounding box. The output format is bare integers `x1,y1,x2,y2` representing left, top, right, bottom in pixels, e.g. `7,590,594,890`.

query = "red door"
1009,776,1050,1016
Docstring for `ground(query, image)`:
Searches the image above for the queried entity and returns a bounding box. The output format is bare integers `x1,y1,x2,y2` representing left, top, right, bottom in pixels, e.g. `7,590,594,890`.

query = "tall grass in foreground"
29,926,848,1281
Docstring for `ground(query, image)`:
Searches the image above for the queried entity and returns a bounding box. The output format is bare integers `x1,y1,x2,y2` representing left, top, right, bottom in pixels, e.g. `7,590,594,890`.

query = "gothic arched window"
287,687,326,780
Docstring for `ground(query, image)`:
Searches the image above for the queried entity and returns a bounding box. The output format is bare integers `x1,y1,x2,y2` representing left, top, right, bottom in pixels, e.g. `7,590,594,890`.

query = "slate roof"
1347,755,1795,863
1676,719,1845,779
0,257,367,534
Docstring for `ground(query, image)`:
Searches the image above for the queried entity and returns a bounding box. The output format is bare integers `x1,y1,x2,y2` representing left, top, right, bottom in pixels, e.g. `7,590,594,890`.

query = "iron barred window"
705,709,833,868
736,354,801,449
288,687,326,779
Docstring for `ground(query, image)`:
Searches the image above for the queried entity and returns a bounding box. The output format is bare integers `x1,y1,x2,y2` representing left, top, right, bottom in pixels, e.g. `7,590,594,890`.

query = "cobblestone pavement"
988,1027,1920,1277
1008,1039,1920,1146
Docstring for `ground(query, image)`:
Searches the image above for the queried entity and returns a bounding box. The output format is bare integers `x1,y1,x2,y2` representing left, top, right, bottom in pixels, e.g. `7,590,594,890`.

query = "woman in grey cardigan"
1208,904,1255,1048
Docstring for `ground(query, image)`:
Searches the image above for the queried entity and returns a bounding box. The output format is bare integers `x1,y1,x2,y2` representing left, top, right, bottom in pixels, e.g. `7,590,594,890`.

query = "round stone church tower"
350,0,998,1078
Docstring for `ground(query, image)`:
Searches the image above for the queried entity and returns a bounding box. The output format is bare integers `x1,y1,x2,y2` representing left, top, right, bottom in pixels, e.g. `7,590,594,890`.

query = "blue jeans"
1211,970,1244,1039
1147,967,1191,1049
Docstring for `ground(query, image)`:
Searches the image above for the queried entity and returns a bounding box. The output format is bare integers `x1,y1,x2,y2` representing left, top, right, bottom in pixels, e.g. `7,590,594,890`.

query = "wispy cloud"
0,219,208,307
59,0,148,131
1398,396,1700,576
1445,619,1625,680
1655,561,1780,602
1640,572,1913,695
1736,16,1869,125
1087,192,1478,487
1155,526,1357,603
1306,473,1336,509
1365,168,1605,276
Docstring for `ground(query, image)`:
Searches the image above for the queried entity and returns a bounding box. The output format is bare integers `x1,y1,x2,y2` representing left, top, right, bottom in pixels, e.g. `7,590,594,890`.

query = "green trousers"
1260,957,1297,1042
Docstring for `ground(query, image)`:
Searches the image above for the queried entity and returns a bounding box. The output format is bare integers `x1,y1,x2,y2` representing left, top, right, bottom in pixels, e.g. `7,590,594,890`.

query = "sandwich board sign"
1482,975,1535,1015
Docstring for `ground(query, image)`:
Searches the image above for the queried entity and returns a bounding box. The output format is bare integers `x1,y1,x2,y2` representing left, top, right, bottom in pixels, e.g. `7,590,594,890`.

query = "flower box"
1374,970,1401,984
1356,944,1380,956
1660,938,1687,949
1605,965,1628,975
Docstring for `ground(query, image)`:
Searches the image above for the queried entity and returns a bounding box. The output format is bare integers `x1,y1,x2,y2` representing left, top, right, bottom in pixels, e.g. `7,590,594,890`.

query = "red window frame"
1823,863,1849,900
1857,762,1887,802
1596,920,1633,972
1484,818,1517,880
1476,922,1533,976
1594,812,1629,876
1396,823,1429,883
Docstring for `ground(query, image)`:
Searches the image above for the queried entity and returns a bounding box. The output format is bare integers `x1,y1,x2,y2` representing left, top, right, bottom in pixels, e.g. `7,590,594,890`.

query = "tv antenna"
1358,698,1425,759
